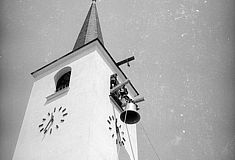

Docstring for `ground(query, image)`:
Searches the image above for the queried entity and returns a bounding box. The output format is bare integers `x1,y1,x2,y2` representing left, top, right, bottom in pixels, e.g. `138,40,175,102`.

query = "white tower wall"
13,46,138,160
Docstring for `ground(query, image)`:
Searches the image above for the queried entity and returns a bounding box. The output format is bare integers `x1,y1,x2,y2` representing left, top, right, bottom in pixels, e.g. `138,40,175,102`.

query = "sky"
0,0,235,160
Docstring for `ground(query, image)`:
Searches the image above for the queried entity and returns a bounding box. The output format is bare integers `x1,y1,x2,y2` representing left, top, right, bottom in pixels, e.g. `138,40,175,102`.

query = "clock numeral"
112,134,114,138
109,127,112,130
40,128,44,132
109,116,112,121
121,141,124,145
39,124,43,128
122,137,126,142
62,108,66,113
112,116,114,120
50,128,52,134
107,120,111,124
61,119,64,123
116,139,118,144
56,125,59,129
48,112,50,116
54,107,56,112
63,113,68,117
59,106,62,111
42,118,46,121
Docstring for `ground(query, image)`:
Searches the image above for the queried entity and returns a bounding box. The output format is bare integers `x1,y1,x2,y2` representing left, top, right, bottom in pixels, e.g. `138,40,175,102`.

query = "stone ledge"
46,87,70,103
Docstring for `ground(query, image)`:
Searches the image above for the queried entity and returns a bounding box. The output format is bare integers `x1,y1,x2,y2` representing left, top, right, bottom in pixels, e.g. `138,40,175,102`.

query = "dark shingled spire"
73,0,104,51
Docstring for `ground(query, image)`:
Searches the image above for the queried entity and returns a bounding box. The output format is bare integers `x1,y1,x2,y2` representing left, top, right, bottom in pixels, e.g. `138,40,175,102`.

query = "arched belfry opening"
54,67,72,92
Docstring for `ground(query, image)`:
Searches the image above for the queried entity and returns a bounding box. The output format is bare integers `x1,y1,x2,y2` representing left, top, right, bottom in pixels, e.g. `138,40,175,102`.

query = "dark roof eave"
31,39,98,76
96,39,139,96
31,38,139,96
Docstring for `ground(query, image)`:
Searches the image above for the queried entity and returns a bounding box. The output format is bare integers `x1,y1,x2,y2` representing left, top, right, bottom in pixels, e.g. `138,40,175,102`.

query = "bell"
120,102,140,124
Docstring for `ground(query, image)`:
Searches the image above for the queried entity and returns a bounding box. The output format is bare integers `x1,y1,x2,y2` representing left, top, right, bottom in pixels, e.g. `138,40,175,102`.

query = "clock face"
38,106,68,136
107,115,126,146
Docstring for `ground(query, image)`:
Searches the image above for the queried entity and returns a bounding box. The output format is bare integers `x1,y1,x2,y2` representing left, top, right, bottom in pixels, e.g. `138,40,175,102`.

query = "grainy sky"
0,0,235,160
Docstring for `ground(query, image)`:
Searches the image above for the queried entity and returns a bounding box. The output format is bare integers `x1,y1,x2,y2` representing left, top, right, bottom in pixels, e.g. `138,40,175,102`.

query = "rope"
123,103,136,160
125,122,136,160
112,105,121,160
117,105,136,160
117,105,128,159
117,129,121,160
140,122,161,160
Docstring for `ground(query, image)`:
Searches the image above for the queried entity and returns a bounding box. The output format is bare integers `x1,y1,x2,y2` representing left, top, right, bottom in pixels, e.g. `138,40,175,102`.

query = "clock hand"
48,114,54,129
44,120,51,133
45,113,55,133
48,116,55,134
44,117,53,133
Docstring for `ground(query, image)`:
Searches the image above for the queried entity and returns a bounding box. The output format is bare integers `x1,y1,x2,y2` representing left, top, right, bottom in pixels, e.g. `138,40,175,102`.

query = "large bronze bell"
120,102,140,124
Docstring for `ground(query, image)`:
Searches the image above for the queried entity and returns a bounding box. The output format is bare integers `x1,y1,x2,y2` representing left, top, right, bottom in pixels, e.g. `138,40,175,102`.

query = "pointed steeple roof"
73,0,104,51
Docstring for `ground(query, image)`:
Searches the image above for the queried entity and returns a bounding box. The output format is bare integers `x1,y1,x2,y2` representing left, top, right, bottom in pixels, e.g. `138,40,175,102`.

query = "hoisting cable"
117,104,136,160
112,105,121,160
139,122,161,160
125,122,136,160
117,105,128,159
124,103,136,160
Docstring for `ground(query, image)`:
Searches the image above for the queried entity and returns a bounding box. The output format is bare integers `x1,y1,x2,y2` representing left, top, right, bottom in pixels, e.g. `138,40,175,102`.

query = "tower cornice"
31,39,139,97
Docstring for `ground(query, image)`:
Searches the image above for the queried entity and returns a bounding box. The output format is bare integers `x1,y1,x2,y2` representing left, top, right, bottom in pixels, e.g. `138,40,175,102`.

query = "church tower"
13,1,142,160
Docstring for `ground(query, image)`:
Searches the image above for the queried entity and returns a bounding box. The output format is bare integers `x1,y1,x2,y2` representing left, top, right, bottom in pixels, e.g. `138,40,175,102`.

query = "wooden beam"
116,56,135,66
110,79,130,94
133,97,145,103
